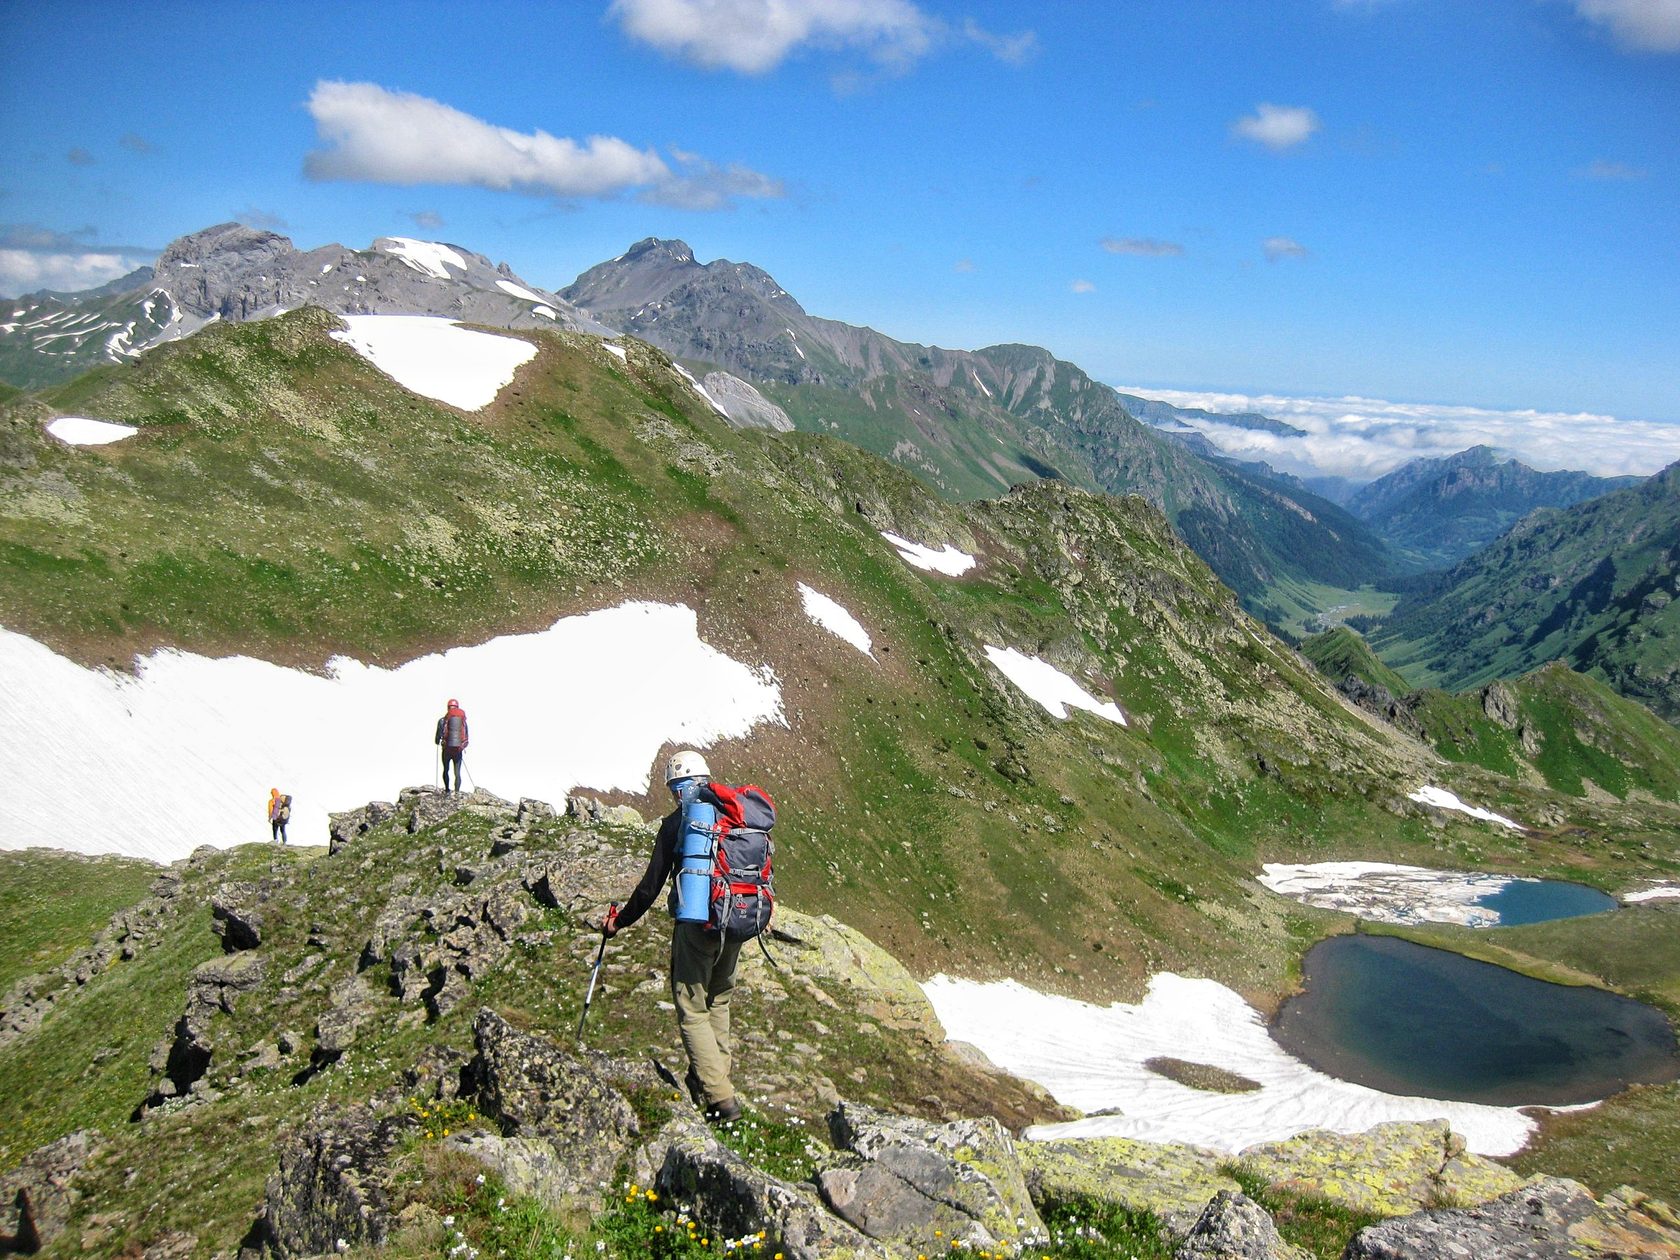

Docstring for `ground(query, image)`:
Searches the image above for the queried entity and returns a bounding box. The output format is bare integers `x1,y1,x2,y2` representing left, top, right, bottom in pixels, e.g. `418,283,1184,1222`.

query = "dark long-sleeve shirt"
615,809,682,931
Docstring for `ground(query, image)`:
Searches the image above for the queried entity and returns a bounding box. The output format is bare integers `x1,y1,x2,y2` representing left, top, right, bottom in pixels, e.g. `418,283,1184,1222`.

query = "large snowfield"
1258,861,1515,927
0,603,784,863
329,314,536,410
924,973,1576,1157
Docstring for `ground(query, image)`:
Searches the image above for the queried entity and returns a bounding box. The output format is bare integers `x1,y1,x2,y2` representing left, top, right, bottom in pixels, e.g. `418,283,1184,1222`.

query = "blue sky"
2,0,1676,431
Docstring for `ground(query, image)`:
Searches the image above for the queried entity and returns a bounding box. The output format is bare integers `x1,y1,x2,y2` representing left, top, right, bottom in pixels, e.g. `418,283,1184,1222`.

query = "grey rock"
821,1101,1044,1252
1173,1191,1306,1260
315,975,380,1056
1343,1177,1680,1259
650,1114,890,1260
1482,680,1521,729
516,797,556,825
258,1104,417,1258
701,371,795,430
328,800,396,853
0,1130,94,1254
465,1009,639,1200
142,952,267,1107
211,883,264,951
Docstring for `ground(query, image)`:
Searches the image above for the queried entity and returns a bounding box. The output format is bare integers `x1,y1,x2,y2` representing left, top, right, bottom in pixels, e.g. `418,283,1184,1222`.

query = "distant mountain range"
1346,446,1642,572
1373,463,1680,722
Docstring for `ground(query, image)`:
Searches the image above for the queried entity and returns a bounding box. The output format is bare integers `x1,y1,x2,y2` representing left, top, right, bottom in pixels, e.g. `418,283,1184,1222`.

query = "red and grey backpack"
696,782,776,942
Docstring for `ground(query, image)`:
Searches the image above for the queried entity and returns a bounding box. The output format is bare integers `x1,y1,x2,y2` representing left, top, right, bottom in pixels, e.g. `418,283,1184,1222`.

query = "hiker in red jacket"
434,699,469,793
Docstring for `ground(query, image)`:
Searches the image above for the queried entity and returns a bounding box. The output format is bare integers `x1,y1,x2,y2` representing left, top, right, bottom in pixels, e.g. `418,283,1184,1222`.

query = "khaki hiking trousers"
671,921,744,1107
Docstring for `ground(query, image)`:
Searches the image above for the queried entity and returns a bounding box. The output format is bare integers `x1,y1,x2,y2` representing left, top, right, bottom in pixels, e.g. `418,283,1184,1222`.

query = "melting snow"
330,315,536,411
1408,786,1523,831
1258,861,1517,927
380,237,465,280
880,531,976,576
0,603,784,863
1625,882,1680,904
668,360,730,418
923,973,1577,1157
46,417,139,446
532,305,556,320
784,328,806,360
496,279,545,303
797,583,873,658
603,342,628,362
984,646,1125,725
972,369,992,398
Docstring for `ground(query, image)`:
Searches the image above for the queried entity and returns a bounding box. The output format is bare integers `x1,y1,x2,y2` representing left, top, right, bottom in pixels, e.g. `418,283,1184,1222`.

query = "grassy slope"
1300,627,1412,695
0,850,158,994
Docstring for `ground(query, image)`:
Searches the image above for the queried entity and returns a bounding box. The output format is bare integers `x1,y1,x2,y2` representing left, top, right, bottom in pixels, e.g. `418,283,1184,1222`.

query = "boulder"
259,1104,416,1258
0,1130,94,1253
465,1009,640,1202
1173,1191,1309,1260
211,883,264,951
1343,1177,1680,1259
1234,1121,1525,1216
399,786,511,835
327,800,396,854
650,1114,890,1260
766,911,942,1039
819,1100,1044,1252
1019,1135,1241,1240
141,952,267,1108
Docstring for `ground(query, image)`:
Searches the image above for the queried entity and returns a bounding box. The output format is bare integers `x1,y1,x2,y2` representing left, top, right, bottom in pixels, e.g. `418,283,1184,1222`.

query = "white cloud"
1262,236,1309,261
1232,103,1321,151
1101,236,1184,257
1577,158,1649,180
611,0,935,71
1115,384,1680,481
611,0,1032,73
0,249,150,296
953,257,974,273
304,81,779,209
1070,278,1095,293
1576,0,1680,51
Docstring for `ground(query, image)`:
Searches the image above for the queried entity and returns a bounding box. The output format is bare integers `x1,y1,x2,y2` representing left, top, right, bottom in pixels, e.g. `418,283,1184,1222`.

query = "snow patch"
1258,861,1515,927
667,360,730,418
496,279,545,303
330,315,536,411
879,531,976,576
380,237,465,280
784,328,805,360
972,369,992,398
1408,786,1523,831
0,603,785,863
46,416,139,446
923,973,1576,1158
984,646,1125,726
1625,882,1680,904
797,584,873,658
532,305,556,320
603,342,628,362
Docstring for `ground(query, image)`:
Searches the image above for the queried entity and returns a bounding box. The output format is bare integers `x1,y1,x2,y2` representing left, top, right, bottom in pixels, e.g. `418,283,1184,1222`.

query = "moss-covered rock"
1019,1134,1241,1239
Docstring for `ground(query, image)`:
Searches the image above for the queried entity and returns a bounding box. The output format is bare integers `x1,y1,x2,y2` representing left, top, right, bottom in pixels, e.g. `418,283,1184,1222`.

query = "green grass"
0,850,159,994
1022,1194,1175,1260
1224,1165,1384,1260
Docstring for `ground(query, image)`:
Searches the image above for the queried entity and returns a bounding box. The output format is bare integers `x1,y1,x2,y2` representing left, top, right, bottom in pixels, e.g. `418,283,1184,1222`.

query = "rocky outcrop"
464,1010,640,1203
1019,1135,1241,1239
0,1130,94,1254
651,1115,889,1260
702,371,795,431
1343,1177,1680,1258
211,882,265,951
140,952,267,1110
258,1104,417,1258
1173,1191,1308,1260
327,800,395,853
818,1101,1044,1253
1234,1120,1526,1216
769,912,942,1040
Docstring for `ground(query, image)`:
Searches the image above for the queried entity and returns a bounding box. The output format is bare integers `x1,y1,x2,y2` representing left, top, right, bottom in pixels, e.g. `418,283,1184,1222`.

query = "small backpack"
696,782,776,942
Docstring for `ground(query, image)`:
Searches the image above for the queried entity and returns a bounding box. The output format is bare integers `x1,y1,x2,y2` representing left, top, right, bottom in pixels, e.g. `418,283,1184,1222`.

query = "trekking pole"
576,903,618,1043
463,758,477,792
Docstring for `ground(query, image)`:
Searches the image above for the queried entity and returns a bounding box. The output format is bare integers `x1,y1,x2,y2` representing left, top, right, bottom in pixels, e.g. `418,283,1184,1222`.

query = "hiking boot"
704,1097,742,1125
683,1067,705,1108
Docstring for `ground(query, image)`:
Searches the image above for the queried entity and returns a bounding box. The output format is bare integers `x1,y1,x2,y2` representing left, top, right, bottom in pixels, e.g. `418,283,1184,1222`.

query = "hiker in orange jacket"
268,788,291,844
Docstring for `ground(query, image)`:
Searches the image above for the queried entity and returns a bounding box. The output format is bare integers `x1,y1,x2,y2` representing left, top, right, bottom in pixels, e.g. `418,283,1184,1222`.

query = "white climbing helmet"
664,750,711,785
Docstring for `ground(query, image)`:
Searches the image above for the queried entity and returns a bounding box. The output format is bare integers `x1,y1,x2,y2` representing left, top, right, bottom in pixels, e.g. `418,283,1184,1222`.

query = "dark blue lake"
1273,935,1680,1106
1478,878,1616,926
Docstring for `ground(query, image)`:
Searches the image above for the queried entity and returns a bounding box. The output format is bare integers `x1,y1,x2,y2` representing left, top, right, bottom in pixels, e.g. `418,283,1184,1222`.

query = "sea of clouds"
1121,386,1680,484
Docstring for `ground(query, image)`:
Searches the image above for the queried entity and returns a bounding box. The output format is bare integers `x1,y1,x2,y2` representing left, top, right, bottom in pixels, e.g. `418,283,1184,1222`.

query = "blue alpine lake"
1476,878,1616,926
1272,934,1680,1106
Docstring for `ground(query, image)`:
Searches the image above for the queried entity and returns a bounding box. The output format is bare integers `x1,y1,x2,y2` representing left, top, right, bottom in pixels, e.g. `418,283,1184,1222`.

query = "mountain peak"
156,222,295,269
624,237,695,264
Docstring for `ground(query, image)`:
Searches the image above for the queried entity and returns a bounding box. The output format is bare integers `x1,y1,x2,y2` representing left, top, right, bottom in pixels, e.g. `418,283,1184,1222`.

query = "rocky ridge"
2,794,1677,1258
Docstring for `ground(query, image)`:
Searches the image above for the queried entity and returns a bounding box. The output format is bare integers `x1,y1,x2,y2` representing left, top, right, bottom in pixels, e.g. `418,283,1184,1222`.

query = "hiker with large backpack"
434,698,469,793
268,788,291,844
601,750,776,1125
